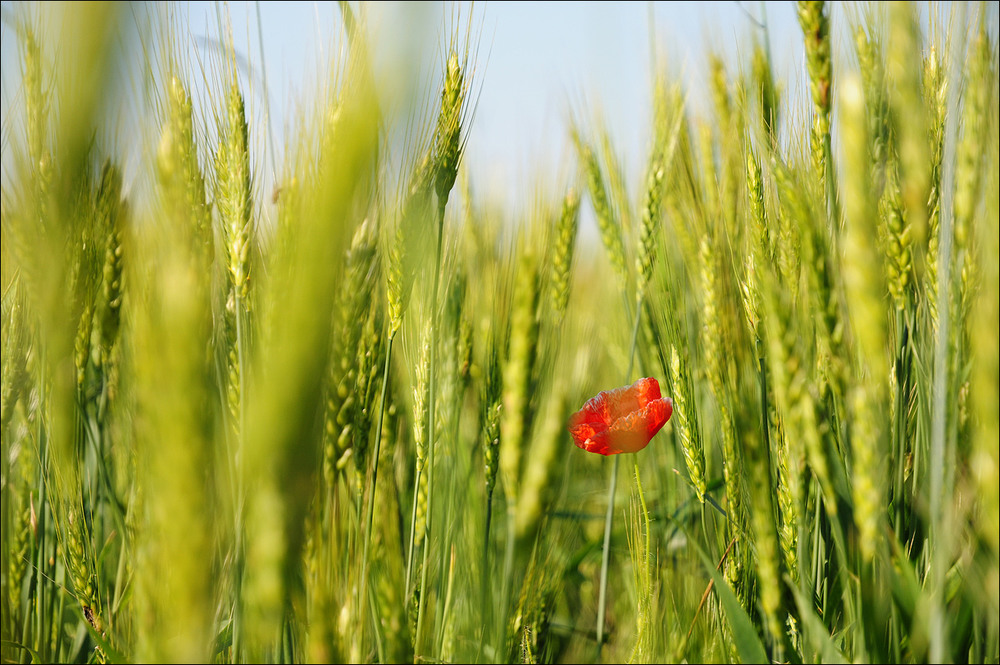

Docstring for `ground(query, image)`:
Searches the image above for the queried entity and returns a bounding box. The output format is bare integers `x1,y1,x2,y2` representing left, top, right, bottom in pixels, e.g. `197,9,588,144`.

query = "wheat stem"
359,331,394,650
596,455,620,651
414,188,447,661
929,3,967,659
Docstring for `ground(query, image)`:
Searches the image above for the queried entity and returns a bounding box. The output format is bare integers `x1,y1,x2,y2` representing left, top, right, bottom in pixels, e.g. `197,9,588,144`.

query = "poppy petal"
568,378,673,456
576,428,613,455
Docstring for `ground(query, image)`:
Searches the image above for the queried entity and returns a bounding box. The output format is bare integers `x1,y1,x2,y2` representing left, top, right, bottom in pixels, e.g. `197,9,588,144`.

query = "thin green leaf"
790,580,849,664
694,541,768,663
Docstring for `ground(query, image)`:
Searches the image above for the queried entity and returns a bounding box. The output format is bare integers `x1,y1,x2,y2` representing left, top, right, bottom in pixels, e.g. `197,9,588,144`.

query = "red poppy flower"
567,377,673,455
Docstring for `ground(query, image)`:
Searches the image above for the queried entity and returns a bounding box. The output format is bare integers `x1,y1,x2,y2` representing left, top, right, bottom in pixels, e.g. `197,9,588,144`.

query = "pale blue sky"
198,1,805,207
3,2,990,216
1,1,804,209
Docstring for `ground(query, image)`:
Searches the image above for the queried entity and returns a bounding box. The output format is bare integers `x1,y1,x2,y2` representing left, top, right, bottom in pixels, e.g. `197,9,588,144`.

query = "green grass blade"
694,540,768,664
790,581,849,664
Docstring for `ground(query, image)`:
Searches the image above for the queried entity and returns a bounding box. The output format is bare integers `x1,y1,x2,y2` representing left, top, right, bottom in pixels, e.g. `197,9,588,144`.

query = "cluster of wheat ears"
1,2,997,663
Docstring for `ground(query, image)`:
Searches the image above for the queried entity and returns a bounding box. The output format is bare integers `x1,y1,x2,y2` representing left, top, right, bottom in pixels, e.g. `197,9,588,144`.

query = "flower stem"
596,454,620,649
596,296,644,649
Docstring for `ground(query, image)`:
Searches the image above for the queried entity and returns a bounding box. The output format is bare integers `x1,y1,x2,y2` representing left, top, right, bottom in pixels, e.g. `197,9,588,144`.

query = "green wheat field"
1,2,997,663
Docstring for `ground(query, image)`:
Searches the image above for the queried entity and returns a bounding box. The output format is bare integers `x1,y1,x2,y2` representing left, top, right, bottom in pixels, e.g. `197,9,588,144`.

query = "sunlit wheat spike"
63,506,100,631
134,68,218,663
635,156,665,303
433,50,468,211
888,1,930,259
878,165,913,311
158,75,213,259
572,130,628,287
851,381,885,562
761,269,832,519
95,162,126,370
670,345,706,501
923,45,946,329
549,187,580,322
751,42,780,144
797,0,831,184
216,80,253,438
387,224,406,338
322,221,377,485
21,22,48,174
773,417,801,585
6,500,32,628
500,246,540,503
481,332,504,507
0,282,30,436
412,320,432,548
954,22,993,256
216,81,254,303
515,379,567,542
840,74,888,387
